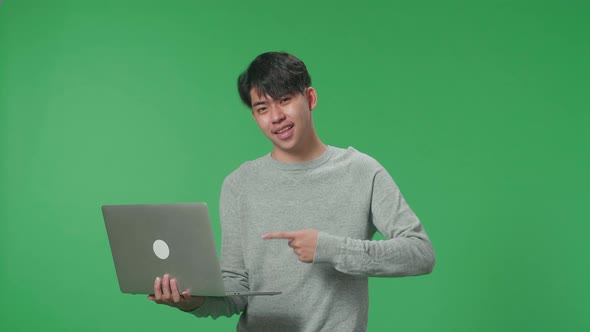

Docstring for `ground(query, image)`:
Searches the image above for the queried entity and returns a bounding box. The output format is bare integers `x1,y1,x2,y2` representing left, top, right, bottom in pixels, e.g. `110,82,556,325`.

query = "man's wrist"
313,232,343,264
179,297,206,312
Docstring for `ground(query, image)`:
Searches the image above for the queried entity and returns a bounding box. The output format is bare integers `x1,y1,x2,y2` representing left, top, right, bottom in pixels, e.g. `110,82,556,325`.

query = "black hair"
237,52,312,108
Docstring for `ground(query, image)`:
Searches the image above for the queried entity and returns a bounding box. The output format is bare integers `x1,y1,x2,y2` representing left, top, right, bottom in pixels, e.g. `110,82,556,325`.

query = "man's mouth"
273,124,294,134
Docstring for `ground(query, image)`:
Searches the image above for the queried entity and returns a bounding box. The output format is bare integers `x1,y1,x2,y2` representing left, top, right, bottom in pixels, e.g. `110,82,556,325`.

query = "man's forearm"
313,231,435,277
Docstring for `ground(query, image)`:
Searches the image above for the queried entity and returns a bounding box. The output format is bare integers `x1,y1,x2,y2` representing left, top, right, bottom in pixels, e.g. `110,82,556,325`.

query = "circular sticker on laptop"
153,239,170,260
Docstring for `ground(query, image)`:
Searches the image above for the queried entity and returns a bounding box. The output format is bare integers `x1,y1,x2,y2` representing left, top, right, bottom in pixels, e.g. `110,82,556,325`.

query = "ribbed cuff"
189,297,210,317
313,231,344,264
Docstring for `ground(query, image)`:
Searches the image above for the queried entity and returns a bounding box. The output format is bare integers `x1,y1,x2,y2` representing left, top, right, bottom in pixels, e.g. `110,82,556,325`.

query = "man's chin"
272,143,300,157
272,140,297,151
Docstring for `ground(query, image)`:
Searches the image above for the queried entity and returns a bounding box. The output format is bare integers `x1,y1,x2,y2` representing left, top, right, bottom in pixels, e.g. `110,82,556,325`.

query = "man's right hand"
147,274,205,312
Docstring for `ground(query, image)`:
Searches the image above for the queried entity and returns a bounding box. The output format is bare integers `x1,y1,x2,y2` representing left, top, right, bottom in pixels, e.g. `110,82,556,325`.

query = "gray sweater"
192,146,435,331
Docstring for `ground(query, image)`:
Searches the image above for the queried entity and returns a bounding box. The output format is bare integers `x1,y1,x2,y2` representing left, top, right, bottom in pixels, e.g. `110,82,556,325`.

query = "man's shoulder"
223,154,268,184
331,146,383,170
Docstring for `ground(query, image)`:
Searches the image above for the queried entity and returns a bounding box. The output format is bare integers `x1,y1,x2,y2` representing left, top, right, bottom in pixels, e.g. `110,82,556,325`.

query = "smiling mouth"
273,124,294,134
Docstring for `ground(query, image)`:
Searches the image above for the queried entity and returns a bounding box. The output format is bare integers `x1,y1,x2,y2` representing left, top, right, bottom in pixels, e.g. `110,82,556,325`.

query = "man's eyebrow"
252,100,267,108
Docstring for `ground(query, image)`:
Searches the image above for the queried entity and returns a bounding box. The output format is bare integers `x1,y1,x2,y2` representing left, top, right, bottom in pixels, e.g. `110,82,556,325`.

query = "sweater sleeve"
313,166,435,277
190,175,249,318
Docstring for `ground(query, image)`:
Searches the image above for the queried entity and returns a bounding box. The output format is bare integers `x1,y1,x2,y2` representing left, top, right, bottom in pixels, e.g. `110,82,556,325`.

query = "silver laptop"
102,202,281,297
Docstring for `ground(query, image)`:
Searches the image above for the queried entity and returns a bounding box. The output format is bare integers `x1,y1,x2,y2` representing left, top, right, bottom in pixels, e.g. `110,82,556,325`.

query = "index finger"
262,231,296,240
170,278,181,303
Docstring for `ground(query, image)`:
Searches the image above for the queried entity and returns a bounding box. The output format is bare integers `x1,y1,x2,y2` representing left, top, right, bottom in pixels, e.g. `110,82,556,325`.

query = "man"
148,52,435,331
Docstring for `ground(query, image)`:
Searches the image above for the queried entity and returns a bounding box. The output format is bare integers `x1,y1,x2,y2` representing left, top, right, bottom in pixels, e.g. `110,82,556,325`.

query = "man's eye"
256,107,267,113
281,97,291,104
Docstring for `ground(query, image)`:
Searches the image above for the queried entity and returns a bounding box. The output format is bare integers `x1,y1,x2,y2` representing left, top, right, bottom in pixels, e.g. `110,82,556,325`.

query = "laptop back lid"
102,202,226,296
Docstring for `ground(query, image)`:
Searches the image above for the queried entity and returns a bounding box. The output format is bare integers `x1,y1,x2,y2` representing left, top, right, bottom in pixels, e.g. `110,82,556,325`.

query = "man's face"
250,87,317,158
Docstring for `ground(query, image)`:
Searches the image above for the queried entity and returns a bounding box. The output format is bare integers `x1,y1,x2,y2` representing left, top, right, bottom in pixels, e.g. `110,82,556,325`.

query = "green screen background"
1,0,588,331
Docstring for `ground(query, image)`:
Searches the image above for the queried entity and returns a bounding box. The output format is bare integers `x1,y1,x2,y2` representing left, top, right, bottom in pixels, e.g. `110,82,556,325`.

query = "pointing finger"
262,231,296,240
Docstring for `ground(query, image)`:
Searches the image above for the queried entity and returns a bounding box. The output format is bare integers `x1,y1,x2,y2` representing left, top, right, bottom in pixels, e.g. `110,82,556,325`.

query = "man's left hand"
262,229,319,263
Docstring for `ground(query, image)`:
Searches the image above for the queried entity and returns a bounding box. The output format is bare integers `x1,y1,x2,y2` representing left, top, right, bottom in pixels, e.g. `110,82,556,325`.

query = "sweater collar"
262,146,335,171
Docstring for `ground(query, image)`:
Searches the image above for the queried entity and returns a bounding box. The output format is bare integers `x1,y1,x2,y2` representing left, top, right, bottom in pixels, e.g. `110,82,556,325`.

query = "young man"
149,52,435,331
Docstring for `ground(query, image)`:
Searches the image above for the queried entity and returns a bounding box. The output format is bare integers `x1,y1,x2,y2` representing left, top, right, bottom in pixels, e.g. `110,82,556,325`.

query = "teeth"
277,125,293,134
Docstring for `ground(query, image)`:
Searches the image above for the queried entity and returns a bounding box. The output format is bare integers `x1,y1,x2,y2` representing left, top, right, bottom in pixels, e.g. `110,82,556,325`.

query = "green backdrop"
1,0,588,331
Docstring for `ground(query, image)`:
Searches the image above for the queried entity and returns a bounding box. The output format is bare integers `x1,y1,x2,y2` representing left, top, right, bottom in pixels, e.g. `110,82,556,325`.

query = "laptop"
102,202,281,297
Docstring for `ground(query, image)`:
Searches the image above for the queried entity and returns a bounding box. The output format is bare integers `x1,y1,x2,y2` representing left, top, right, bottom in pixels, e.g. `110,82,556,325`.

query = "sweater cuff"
313,231,344,264
188,297,210,317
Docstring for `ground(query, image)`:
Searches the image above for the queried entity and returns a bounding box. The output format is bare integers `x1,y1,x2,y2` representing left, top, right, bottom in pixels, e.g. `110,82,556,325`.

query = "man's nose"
271,108,286,123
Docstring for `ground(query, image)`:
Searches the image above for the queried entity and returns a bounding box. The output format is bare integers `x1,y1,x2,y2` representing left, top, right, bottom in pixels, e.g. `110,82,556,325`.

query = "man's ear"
306,87,318,111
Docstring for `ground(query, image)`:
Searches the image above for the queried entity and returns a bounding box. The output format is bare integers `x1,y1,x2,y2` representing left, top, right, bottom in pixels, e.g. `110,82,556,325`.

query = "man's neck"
271,138,327,163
